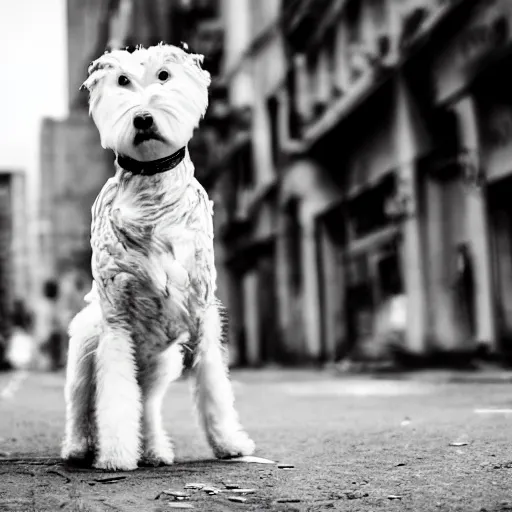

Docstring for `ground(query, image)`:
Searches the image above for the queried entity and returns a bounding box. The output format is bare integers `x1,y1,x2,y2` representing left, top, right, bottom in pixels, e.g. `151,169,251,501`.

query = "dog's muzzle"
132,112,165,145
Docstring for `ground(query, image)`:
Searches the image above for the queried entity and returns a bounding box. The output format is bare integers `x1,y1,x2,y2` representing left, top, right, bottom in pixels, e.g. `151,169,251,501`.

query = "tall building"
199,0,512,366
0,169,29,361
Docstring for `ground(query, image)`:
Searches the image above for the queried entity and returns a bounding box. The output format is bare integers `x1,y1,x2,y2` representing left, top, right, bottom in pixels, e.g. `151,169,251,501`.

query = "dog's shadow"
63,456,242,473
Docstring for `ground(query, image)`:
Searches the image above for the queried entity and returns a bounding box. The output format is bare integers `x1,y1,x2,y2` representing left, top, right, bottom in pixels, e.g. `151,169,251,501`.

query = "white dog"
61,43,255,471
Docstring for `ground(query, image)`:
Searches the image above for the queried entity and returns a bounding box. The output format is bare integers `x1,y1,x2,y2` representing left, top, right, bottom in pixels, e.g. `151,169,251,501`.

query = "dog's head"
82,43,211,161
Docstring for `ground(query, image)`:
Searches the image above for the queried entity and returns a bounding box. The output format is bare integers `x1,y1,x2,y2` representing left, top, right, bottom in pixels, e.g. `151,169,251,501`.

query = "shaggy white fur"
61,43,255,471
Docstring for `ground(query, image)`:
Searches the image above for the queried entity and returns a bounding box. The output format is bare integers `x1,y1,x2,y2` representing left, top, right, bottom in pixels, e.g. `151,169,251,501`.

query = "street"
0,369,511,511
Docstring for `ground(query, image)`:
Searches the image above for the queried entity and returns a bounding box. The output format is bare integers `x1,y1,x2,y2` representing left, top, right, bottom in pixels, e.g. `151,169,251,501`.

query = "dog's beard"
133,130,165,146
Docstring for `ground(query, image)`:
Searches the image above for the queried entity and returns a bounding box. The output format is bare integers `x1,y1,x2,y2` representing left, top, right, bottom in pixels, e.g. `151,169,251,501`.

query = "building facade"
37,0,512,366
200,0,512,366
0,169,29,360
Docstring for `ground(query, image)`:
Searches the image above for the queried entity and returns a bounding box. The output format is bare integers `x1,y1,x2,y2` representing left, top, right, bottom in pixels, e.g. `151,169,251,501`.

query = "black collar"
117,147,186,176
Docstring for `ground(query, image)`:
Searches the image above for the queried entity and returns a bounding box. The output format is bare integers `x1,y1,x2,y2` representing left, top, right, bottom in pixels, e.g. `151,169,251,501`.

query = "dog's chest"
90,174,216,306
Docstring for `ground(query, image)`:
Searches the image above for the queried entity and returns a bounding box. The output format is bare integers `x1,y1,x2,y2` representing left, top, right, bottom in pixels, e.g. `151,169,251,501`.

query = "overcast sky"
0,0,67,174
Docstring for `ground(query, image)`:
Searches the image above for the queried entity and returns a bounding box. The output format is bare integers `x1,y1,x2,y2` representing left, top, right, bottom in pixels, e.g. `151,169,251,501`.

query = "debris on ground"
313,500,335,508
343,490,368,500
277,464,295,469
227,496,248,503
388,495,403,500
449,434,470,447
222,482,240,489
491,462,512,470
221,456,275,464
155,490,190,501
184,483,206,490
93,476,127,484
202,486,221,495
276,498,301,503
395,462,406,467
401,417,411,426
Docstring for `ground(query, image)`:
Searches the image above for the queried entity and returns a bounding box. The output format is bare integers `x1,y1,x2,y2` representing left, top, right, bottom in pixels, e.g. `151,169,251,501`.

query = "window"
238,144,254,188
286,69,301,140
266,96,279,167
345,0,362,44
285,199,302,293
325,27,337,97
348,174,396,239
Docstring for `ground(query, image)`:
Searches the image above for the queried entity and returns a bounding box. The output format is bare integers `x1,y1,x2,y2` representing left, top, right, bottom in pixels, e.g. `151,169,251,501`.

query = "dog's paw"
140,440,175,467
211,430,256,459
139,452,175,467
61,439,93,466
93,456,138,472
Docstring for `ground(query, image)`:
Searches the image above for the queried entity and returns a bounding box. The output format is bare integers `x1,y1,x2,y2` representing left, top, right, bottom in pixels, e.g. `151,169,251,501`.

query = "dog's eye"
118,75,130,86
158,70,170,81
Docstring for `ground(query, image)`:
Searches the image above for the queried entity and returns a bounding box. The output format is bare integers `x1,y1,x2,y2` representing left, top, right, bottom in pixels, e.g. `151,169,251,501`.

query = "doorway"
257,241,280,363
488,175,512,354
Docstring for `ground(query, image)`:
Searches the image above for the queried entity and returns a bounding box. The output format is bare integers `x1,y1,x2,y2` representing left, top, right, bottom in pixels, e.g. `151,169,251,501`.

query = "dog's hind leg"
139,339,185,466
192,303,255,459
62,302,101,464
93,326,142,471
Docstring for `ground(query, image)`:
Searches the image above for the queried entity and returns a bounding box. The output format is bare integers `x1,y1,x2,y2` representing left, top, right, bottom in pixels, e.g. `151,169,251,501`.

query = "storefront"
474,58,512,357
430,0,512,355
217,143,281,367
315,85,407,362
278,157,341,362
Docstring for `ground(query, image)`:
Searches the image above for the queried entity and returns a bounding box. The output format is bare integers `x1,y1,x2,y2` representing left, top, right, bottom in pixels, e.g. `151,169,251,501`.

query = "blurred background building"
0,170,29,362
18,0,512,369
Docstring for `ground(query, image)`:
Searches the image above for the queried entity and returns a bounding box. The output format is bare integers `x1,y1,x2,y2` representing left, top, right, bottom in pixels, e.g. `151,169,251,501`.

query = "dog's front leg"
139,340,185,466
193,304,255,459
62,302,101,464
94,327,141,471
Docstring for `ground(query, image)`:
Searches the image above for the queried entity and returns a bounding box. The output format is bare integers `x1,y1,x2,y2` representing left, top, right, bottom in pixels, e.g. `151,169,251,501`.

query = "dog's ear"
190,53,205,70
180,41,205,71
81,55,115,92
184,51,211,88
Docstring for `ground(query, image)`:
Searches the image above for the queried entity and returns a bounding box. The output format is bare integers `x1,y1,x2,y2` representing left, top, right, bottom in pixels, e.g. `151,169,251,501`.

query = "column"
275,211,291,344
333,16,350,93
425,176,457,348
318,221,344,361
300,215,322,359
224,0,253,109
295,54,313,122
252,96,274,185
394,77,428,354
242,271,260,366
453,96,497,349
316,46,331,105
222,0,251,73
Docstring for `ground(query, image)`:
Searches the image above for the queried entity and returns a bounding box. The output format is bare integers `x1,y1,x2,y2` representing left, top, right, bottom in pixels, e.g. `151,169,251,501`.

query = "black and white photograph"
0,0,511,510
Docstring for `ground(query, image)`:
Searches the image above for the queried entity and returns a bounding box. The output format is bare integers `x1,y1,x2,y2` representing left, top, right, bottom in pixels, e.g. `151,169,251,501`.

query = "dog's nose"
133,113,153,130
